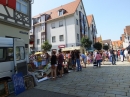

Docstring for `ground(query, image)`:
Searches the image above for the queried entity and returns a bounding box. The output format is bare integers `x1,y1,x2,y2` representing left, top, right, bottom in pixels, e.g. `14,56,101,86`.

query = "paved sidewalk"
9,89,76,97
35,62,130,97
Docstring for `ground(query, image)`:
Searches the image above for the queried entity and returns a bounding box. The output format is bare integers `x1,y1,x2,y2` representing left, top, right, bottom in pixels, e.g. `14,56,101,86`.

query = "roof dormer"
58,9,66,16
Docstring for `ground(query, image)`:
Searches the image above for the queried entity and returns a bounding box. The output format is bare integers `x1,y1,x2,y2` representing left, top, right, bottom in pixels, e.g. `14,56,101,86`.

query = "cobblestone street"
10,62,130,97
35,62,130,97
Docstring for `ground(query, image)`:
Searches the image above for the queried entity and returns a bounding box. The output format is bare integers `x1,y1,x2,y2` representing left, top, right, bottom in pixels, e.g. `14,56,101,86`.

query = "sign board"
58,45,65,48
19,31,28,35
12,73,25,95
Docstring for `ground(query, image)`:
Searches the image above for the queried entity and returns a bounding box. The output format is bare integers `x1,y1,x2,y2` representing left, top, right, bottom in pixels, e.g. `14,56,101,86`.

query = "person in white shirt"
124,49,128,61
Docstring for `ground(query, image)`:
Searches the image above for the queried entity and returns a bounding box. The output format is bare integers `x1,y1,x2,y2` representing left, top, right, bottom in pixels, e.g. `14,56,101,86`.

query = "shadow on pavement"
9,88,78,97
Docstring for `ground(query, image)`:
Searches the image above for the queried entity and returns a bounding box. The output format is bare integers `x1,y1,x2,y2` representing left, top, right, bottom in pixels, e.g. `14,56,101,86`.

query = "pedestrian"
95,52,102,67
57,49,64,78
80,53,87,68
51,51,57,80
75,50,82,71
102,50,106,65
71,51,76,71
110,48,116,65
120,50,124,62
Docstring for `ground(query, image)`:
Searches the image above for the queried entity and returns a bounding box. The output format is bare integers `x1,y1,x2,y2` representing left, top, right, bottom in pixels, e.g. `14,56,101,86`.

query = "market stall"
61,46,85,53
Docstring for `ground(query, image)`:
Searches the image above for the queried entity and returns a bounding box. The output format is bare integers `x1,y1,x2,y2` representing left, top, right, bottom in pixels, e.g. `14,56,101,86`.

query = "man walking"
75,50,82,71
110,48,116,65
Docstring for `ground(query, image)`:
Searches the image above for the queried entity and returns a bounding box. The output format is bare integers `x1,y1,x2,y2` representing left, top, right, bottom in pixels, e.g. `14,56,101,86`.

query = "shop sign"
19,31,28,35
58,45,65,48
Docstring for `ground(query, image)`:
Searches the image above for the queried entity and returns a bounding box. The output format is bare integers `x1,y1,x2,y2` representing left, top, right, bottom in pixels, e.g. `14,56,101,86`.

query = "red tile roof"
126,26,130,35
33,0,81,22
87,15,93,27
121,34,125,42
112,40,123,47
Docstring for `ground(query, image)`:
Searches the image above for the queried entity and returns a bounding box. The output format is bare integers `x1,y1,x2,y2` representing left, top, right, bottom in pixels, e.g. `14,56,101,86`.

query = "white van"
0,37,28,81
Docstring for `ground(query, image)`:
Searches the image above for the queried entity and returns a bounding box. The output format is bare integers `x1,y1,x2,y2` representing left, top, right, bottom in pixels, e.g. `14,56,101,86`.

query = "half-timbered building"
0,0,33,53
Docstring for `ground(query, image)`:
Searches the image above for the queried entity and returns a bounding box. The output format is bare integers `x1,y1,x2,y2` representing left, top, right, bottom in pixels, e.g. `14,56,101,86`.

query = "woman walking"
95,52,102,67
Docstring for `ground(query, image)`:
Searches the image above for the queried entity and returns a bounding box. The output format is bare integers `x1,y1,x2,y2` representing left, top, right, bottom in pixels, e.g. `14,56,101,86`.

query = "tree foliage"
81,37,92,49
41,41,52,52
93,42,102,50
103,45,109,50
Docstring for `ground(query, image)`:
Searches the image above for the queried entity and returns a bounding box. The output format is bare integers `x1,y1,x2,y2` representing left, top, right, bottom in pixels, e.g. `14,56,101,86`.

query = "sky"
32,0,130,41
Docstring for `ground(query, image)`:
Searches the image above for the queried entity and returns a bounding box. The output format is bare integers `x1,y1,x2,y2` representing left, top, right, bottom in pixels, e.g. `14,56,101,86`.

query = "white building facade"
47,0,89,52
123,26,130,48
32,0,95,52
87,15,97,49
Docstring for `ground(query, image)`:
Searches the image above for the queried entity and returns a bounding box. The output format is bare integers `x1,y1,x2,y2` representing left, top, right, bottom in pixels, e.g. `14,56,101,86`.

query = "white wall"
123,33,130,48
34,25,41,51
47,15,76,49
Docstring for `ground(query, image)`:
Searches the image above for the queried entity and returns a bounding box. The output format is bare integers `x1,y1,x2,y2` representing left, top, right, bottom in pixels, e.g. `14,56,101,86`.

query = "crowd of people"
29,47,130,80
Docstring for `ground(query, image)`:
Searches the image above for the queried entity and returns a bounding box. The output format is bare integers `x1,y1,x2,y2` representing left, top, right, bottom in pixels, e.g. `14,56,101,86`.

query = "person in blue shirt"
80,53,87,68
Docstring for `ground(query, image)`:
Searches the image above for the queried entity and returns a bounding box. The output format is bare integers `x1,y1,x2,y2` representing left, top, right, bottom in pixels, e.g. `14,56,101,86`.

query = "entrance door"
13,38,27,76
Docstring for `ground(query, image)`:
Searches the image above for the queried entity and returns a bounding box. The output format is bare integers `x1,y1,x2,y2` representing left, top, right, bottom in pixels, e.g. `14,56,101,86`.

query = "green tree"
93,42,102,50
81,37,92,49
103,45,109,50
41,41,52,52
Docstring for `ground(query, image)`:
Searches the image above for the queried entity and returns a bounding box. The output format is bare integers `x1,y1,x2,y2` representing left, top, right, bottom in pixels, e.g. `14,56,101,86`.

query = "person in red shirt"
57,49,64,78
118,50,120,60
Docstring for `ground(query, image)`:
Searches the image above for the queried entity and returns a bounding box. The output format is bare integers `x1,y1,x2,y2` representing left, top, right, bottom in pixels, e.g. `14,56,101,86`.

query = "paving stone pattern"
35,62,130,97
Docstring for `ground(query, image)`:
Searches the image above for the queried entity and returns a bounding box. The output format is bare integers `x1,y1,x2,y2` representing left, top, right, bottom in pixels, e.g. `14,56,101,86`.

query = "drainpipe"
64,16,67,47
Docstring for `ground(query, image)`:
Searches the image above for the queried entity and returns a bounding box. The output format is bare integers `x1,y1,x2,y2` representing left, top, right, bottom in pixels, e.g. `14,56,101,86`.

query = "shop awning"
62,46,82,51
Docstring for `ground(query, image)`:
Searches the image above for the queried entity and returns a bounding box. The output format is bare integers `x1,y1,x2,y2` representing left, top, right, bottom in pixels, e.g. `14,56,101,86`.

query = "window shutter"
0,0,6,6
7,0,16,10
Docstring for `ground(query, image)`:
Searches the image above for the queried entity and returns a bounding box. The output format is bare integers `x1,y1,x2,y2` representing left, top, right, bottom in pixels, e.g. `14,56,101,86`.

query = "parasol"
34,52,43,55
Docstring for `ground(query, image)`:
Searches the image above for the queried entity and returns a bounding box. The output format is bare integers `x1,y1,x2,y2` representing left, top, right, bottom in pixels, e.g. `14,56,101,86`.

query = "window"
59,35,64,41
59,21,63,27
80,5,82,10
0,47,14,62
51,23,55,29
16,0,28,14
59,10,63,16
76,10,78,15
16,47,25,61
85,27,88,32
37,39,40,45
77,34,79,41
52,36,56,43
76,19,78,25
41,23,45,31
41,15,45,22
0,48,4,59
37,17,41,23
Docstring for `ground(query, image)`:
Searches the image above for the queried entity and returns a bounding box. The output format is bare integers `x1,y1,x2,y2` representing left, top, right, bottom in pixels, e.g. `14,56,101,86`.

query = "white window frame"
51,23,55,29
76,19,78,25
37,39,40,45
41,23,45,31
16,46,25,61
59,21,63,27
76,10,78,15
52,36,56,43
59,10,63,16
77,34,79,41
59,35,64,41
80,5,82,10
16,0,28,14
